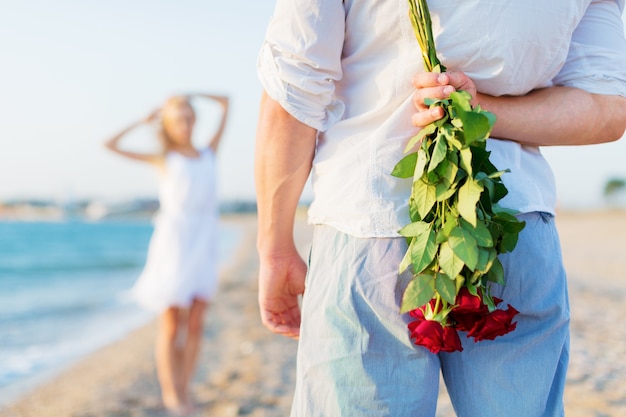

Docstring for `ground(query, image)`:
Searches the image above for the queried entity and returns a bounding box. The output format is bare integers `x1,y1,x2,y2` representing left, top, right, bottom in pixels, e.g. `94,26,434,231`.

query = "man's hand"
411,71,478,128
258,249,307,339
411,70,626,145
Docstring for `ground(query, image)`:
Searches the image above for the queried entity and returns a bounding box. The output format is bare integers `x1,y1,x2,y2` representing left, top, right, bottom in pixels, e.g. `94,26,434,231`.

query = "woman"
104,93,229,416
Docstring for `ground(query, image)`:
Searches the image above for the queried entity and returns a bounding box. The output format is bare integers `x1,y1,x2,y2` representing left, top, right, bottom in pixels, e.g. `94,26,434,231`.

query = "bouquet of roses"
391,0,526,353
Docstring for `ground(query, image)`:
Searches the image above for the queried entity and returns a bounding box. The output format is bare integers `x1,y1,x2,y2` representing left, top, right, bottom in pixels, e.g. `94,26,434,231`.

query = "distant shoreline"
1,195,623,223
0,198,263,222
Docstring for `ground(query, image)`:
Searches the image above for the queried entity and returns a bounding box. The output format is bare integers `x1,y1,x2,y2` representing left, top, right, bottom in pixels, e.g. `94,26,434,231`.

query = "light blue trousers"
291,213,569,417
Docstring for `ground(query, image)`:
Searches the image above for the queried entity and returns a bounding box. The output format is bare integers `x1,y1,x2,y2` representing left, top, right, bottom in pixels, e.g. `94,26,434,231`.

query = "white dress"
131,148,219,312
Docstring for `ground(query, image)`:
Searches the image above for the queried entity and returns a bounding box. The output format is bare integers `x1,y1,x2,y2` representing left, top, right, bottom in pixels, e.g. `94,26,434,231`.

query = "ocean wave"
0,298,124,324
0,305,154,390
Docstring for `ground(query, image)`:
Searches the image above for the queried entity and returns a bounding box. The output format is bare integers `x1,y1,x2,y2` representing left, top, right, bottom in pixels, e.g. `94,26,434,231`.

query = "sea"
0,218,242,405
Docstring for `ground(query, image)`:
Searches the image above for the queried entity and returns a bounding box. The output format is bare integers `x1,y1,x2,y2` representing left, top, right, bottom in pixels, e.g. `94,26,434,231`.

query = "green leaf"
436,213,457,243
398,221,431,238
434,159,459,202
408,197,421,222
391,152,418,178
482,109,497,128
399,239,414,274
499,232,520,253
435,156,458,184
439,241,465,278
459,147,473,176
492,182,509,203
413,179,437,219
470,145,495,174
435,213,457,245
502,218,526,235
435,272,457,305
414,150,429,181
486,257,505,285
411,229,437,274
457,178,483,227
431,64,444,74
435,229,447,244
400,272,436,313
480,189,494,213
449,91,472,112
484,293,498,312
475,247,497,273
458,111,491,145
492,204,522,218
427,134,447,173
455,274,466,293
459,218,493,247
442,213,458,236
447,136,464,150
435,183,457,202
474,222,494,247
480,176,495,202
448,226,479,271
405,123,436,153
424,97,446,107
488,170,507,180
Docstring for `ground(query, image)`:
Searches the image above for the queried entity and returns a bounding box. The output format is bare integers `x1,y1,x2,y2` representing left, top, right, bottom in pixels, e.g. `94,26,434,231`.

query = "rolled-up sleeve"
257,0,346,132
553,0,626,96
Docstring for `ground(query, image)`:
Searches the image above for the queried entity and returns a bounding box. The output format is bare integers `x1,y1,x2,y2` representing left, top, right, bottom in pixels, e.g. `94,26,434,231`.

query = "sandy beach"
1,210,625,417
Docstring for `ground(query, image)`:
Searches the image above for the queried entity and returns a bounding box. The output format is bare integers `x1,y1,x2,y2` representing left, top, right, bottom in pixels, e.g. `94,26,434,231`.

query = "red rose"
441,325,463,352
449,288,489,332
408,315,463,353
409,298,443,320
409,307,425,320
467,304,519,342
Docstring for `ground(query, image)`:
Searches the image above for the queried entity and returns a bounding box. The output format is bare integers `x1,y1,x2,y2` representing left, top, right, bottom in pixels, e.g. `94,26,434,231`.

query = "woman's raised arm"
189,94,230,153
103,109,163,164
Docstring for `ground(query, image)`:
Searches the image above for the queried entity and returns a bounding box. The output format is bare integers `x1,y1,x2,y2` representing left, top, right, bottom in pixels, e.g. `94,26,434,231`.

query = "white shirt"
258,0,626,238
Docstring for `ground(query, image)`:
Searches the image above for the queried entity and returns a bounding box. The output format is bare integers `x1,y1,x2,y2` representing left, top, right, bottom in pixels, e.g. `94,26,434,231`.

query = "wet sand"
1,210,624,417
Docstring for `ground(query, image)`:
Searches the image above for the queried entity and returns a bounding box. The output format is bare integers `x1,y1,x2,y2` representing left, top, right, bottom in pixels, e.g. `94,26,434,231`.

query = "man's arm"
411,71,626,146
478,86,626,146
255,91,317,339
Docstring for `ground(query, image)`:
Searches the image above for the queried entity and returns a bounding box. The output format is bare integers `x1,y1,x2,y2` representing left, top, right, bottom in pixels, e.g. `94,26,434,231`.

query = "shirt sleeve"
553,0,626,97
257,0,346,132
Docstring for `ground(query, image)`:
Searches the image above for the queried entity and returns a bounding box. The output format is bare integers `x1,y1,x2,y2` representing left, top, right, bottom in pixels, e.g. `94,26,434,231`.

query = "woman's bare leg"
155,307,188,416
181,298,208,407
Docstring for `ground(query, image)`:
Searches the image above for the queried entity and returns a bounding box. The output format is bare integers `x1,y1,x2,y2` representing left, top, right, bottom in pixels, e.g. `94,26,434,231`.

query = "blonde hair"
158,96,196,152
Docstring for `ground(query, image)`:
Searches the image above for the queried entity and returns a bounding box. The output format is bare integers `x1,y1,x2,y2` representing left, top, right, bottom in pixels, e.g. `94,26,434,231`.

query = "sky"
1,2,625,209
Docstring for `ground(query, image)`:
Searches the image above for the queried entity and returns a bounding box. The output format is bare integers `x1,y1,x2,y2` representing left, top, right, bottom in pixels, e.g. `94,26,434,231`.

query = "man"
255,1,626,416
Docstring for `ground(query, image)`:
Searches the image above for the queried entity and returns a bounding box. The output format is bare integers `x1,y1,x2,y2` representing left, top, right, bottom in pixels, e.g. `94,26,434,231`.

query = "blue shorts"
292,212,569,417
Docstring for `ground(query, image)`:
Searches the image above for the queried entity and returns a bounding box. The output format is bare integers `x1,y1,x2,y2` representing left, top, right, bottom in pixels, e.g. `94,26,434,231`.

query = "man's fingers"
412,72,449,89
271,323,300,340
412,107,445,128
411,72,457,127
444,71,470,89
443,71,477,101
261,309,301,339
413,86,456,110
